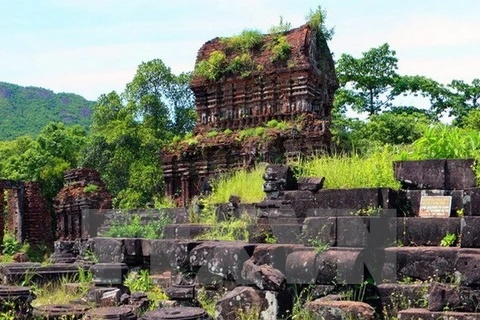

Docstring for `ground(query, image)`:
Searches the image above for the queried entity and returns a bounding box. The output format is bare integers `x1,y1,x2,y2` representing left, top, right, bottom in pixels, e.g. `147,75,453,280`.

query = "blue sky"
1,0,479,101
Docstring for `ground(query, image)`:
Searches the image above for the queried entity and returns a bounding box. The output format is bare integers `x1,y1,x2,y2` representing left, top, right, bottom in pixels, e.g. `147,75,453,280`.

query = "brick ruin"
162,23,338,205
0,180,53,246
54,168,112,241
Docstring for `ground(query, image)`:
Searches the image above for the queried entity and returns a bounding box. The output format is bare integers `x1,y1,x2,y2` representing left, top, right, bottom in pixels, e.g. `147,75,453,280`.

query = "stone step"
301,216,471,248
0,263,89,285
398,308,480,319
394,159,476,190
164,224,213,240
378,283,429,317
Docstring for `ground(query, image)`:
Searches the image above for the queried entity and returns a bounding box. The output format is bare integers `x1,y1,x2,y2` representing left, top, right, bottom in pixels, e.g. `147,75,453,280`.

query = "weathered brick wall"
7,189,19,237
0,180,53,247
0,191,4,243
23,182,53,246
55,168,112,240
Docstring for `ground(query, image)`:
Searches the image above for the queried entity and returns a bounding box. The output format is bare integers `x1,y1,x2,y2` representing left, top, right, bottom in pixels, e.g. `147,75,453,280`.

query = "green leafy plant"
83,184,99,193
125,269,154,292
456,208,464,217
440,232,457,247
226,53,255,78
2,232,20,256
307,238,329,254
266,119,279,128
103,211,171,239
270,35,291,62
207,130,219,138
195,50,228,80
269,16,292,35
264,233,277,244
221,29,264,52
305,5,334,40
196,216,251,241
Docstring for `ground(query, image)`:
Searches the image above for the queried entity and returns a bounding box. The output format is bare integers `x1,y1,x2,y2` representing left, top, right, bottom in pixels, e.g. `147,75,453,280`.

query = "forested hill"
0,81,95,140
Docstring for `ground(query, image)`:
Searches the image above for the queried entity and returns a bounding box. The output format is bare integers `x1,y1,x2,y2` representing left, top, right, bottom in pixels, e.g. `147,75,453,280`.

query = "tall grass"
402,125,480,160
293,147,401,189
400,125,480,178
204,166,265,205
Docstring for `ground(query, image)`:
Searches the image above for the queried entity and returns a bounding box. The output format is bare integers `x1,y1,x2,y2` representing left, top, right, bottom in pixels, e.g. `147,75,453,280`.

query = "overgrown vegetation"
292,146,401,189
195,215,251,241
440,232,458,247
0,232,50,263
201,166,266,206
103,210,171,239
124,269,168,306
32,268,93,306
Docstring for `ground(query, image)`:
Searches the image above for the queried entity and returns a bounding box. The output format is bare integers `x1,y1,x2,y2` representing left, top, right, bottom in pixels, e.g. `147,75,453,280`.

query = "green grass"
203,166,265,205
292,147,401,189
195,215,251,241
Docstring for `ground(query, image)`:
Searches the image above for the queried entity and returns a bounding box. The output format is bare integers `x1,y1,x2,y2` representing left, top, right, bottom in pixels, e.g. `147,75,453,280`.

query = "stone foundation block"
397,217,461,246
394,159,476,190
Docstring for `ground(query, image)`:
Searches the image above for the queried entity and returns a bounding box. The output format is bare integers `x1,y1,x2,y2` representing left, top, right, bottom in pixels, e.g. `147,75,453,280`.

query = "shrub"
195,50,227,80
222,29,264,52
103,211,171,239
224,128,233,136
266,119,279,128
270,35,291,62
226,53,255,78
2,232,20,256
207,130,219,138
254,127,265,136
83,184,99,193
276,121,290,131
305,5,334,40
269,16,292,35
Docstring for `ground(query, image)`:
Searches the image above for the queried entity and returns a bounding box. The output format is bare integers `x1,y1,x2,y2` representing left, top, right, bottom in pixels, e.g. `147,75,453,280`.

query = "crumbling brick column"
55,168,112,241
0,190,4,244
23,182,53,247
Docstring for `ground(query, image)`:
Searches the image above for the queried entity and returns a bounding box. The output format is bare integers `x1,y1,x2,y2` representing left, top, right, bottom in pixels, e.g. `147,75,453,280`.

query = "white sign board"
419,196,452,217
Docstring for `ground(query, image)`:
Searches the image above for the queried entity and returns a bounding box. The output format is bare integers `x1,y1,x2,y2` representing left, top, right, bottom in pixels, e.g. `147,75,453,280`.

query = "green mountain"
0,81,95,140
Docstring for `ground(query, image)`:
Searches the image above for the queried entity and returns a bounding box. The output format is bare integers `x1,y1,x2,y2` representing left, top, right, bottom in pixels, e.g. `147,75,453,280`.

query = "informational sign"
419,196,452,217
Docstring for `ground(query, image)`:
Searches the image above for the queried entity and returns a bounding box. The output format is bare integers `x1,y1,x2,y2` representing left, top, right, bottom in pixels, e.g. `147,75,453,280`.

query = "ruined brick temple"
0,180,53,246
54,168,112,240
162,23,339,204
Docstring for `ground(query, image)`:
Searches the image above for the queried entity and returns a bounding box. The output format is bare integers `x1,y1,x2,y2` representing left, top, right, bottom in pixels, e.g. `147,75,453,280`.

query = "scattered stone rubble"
19,159,477,319
3,159,480,319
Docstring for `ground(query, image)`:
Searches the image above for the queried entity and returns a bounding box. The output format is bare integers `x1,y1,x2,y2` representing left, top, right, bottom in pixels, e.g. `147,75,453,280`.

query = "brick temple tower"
162,23,339,205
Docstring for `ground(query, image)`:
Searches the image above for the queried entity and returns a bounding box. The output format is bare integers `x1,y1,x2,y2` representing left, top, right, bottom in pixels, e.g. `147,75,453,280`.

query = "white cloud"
390,16,480,49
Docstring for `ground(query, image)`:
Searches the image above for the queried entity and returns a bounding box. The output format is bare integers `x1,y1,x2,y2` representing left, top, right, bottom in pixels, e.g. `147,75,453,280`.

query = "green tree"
463,109,480,130
82,59,194,208
448,79,480,124
336,43,400,116
0,122,87,199
124,59,196,137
